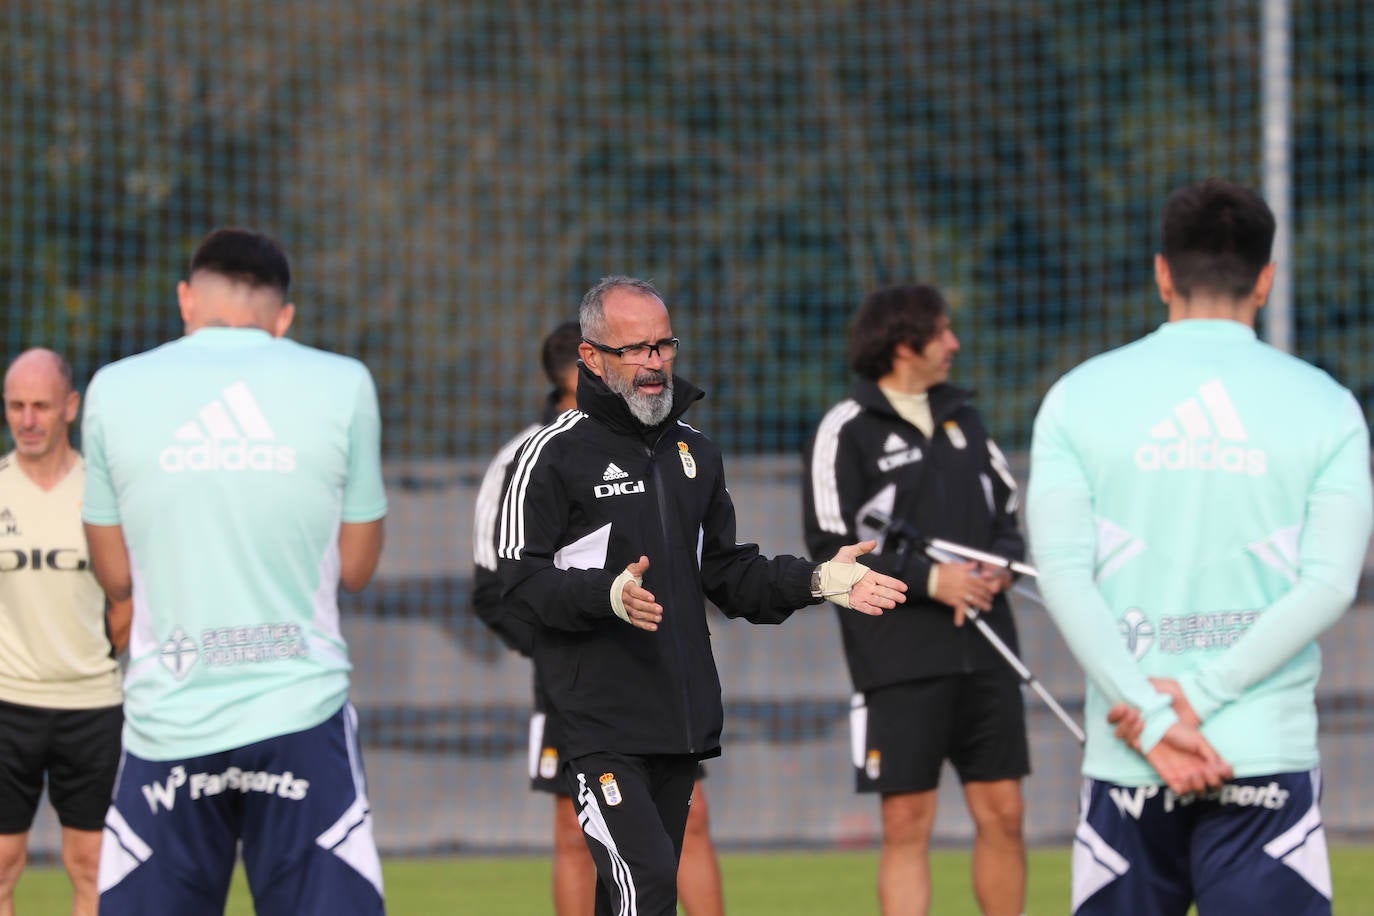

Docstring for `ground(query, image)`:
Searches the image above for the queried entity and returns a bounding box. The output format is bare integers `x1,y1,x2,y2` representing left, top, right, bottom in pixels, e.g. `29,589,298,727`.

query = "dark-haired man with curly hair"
804,284,1029,916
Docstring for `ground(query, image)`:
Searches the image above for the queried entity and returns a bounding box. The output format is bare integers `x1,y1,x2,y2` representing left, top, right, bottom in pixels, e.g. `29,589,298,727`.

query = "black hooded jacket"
803,379,1025,689
497,364,823,760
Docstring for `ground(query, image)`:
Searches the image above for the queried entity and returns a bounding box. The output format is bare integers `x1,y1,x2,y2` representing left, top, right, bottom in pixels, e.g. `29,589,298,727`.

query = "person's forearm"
84,523,133,602
1179,576,1354,720
503,563,617,631
107,597,132,655
1181,422,1372,719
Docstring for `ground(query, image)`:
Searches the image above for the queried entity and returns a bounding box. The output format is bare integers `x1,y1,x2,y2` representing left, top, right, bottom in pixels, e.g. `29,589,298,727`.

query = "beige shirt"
879,386,934,439
0,453,121,708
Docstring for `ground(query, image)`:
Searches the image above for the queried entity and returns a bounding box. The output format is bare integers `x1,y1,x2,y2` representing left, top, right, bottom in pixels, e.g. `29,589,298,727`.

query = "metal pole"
923,542,1086,744
925,536,1039,579
1261,0,1293,352
964,608,1086,745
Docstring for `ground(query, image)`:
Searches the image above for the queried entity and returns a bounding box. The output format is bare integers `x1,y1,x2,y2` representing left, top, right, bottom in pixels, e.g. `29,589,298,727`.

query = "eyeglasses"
582,337,680,365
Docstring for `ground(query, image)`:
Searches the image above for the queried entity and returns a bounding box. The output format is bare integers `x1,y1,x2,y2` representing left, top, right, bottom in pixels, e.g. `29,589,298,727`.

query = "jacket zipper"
647,438,695,754
907,419,975,674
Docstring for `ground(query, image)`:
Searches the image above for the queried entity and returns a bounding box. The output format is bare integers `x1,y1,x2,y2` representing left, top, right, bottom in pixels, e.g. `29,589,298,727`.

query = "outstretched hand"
614,556,662,631
820,541,908,616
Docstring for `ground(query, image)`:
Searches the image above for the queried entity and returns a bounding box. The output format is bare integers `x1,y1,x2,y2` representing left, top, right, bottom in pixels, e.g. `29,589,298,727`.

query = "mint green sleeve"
79,372,122,525
1176,392,1372,720
1027,380,1178,752
341,366,388,523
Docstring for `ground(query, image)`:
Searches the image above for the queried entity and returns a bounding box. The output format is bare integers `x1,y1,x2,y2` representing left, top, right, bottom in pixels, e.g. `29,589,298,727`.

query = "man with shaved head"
0,347,127,916
81,228,388,916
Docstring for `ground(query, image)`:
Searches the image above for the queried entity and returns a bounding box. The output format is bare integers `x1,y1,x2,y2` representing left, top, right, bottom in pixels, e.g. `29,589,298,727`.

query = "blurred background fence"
4,0,1372,854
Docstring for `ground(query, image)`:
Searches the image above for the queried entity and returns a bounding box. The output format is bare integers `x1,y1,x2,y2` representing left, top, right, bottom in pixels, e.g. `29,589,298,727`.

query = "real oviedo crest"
677,441,697,479
599,772,623,806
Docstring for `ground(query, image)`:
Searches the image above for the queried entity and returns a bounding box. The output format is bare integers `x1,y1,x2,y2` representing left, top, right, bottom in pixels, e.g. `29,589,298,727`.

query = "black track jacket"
498,364,822,760
803,379,1025,689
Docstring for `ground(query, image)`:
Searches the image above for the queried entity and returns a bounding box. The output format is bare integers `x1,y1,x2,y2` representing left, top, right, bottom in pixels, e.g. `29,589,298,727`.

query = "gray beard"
606,370,674,426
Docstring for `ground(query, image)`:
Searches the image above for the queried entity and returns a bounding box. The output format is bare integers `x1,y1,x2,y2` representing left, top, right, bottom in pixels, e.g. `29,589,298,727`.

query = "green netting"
4,0,1372,857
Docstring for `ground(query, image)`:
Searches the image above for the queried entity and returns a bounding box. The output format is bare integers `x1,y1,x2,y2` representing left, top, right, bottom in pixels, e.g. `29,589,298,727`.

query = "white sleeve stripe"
809,400,862,535
987,437,1020,514
527,712,547,780
498,411,586,561
472,424,541,570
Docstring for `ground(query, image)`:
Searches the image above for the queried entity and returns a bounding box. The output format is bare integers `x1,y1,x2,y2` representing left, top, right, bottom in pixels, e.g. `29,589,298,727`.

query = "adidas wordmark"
158,382,297,474
1132,380,1266,477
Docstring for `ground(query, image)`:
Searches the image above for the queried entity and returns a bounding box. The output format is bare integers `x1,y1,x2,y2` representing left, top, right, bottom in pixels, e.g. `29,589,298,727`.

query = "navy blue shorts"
1073,769,1331,915
98,703,384,916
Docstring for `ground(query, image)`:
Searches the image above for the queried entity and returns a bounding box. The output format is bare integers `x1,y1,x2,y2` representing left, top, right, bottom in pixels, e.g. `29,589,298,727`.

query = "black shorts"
0,698,123,832
850,670,1029,794
529,696,570,796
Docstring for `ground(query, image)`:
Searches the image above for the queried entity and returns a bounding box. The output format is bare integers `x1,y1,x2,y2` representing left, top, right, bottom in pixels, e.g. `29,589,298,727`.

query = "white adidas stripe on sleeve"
472,424,541,571
809,400,862,535
498,411,586,561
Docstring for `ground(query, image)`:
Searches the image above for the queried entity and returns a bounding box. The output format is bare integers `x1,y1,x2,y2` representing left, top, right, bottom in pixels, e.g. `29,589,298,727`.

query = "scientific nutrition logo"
159,381,297,473
1119,608,1154,660
1133,379,1266,476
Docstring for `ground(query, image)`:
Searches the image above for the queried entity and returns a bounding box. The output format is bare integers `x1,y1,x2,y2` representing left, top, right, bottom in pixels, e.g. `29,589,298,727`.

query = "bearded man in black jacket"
498,275,908,916
803,284,1029,916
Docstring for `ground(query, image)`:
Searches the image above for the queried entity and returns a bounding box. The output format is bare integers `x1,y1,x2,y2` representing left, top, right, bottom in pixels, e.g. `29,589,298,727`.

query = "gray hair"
578,275,662,341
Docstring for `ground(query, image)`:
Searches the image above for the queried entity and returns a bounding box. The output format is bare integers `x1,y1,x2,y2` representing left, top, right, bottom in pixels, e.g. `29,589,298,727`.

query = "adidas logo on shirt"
1133,380,1266,477
602,463,629,481
158,382,297,474
876,431,922,472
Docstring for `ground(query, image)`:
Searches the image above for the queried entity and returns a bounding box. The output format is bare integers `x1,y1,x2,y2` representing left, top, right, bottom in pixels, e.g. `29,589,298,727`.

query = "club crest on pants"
599,772,623,806
865,749,881,780
539,747,559,780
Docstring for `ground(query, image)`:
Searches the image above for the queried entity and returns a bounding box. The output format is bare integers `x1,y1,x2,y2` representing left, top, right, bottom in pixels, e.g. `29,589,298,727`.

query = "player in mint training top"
81,228,388,916
1027,179,1372,916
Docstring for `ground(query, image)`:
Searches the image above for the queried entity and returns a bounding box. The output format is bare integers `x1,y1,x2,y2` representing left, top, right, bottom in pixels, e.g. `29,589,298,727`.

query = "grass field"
15,846,1374,914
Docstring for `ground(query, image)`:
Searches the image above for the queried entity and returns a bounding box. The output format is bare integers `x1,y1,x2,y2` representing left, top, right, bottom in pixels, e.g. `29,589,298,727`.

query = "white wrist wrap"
609,567,643,623
815,560,867,608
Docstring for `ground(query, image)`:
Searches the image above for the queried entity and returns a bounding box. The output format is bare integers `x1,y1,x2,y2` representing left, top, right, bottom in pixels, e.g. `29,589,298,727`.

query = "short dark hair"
189,227,291,295
541,321,582,387
1161,179,1275,300
848,285,948,380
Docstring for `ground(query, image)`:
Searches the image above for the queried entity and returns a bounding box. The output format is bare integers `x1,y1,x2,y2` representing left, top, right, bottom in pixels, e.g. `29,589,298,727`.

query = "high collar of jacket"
849,377,972,427
575,361,705,439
